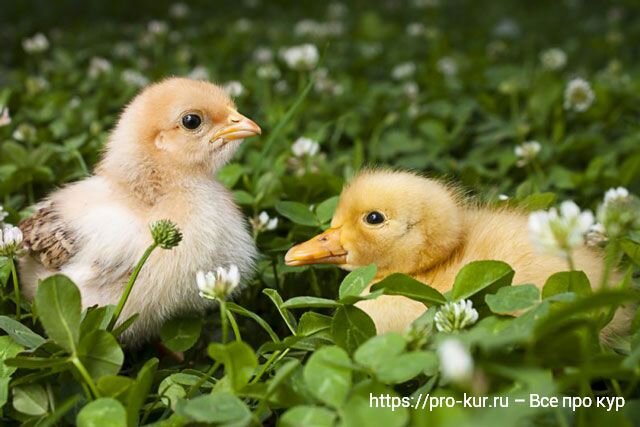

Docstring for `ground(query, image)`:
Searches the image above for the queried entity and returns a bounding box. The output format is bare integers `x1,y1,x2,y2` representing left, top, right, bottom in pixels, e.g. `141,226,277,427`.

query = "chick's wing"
19,202,76,270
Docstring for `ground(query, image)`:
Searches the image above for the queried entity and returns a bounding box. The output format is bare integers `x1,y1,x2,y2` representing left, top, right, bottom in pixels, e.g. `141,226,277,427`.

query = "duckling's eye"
364,211,385,225
181,114,202,130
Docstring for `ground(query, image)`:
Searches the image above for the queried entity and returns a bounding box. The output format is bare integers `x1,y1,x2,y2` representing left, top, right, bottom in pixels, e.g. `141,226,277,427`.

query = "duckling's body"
356,208,604,334
286,170,626,339
419,209,603,291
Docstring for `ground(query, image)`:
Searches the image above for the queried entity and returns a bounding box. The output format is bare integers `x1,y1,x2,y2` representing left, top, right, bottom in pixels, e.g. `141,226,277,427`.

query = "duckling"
285,169,626,337
19,78,260,345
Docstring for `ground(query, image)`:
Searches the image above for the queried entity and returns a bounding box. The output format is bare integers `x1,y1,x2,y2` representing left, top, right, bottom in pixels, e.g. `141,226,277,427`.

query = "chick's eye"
365,211,385,225
181,114,202,130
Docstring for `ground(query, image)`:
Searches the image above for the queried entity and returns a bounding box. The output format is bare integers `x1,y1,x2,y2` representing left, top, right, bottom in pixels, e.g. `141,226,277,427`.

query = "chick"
285,170,626,337
19,78,261,344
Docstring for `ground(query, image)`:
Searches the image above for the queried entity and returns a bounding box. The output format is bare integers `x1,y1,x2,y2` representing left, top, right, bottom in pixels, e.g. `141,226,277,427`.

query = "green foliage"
371,273,446,305
0,0,639,425
485,284,540,314
159,316,203,352
35,275,81,353
76,398,127,427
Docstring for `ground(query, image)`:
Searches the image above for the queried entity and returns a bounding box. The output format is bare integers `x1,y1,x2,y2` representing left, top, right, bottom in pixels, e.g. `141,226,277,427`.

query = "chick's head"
108,77,260,172
285,170,464,276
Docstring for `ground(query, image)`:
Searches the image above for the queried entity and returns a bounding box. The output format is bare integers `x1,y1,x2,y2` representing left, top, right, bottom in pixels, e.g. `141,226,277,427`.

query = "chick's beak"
285,228,347,266
211,110,261,143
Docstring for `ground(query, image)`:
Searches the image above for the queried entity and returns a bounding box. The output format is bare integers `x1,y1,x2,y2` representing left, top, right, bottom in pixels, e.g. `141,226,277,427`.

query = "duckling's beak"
285,228,347,266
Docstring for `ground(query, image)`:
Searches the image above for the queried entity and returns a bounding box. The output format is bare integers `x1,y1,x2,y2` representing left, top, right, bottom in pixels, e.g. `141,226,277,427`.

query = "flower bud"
150,219,183,249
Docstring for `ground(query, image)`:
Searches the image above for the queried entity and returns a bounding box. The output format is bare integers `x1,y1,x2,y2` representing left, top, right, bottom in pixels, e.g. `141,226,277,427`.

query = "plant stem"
71,356,99,399
250,351,280,385
9,257,20,319
255,78,313,178
610,378,623,397
108,243,158,331
250,348,291,385
599,239,620,290
566,252,576,272
271,258,280,289
227,310,241,342
186,361,221,398
220,300,229,344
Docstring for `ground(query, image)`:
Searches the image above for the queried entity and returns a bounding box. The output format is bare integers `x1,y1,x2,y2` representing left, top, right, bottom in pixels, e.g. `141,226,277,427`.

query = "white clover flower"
313,68,343,96
233,18,252,33
437,338,474,384
280,44,319,71
292,137,320,157
223,81,245,97
0,225,24,257
148,20,169,36
257,64,281,80
604,187,629,206
122,69,149,88
436,57,458,77
196,265,241,300
493,18,521,38
253,47,274,64
187,65,209,80
26,76,50,92
294,20,343,38
529,201,594,258
294,20,321,37
260,212,278,231
564,78,595,112
403,81,419,100
22,33,49,53
407,103,420,119
585,223,607,247
169,3,189,19
114,42,135,58
406,22,426,37
435,300,479,332
327,2,348,19
88,57,113,78
597,187,640,238
12,124,36,142
360,43,382,59
540,48,567,71
391,62,416,80
274,80,289,94
251,211,278,233
514,140,541,167
0,206,8,222
323,22,345,37
0,107,10,127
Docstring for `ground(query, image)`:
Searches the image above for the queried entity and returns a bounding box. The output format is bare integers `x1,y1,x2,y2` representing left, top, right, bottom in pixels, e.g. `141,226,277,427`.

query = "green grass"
0,1,640,425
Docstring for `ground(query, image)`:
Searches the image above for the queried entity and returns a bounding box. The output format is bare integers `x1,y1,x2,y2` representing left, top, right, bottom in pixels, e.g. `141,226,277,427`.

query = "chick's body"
286,170,620,337
19,78,260,344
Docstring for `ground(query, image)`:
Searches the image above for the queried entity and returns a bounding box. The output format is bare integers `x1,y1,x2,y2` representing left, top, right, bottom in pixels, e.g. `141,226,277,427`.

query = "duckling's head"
285,170,465,276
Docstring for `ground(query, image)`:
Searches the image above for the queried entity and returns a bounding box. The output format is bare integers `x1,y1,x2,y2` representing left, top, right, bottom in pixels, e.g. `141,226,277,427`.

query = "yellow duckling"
285,169,624,337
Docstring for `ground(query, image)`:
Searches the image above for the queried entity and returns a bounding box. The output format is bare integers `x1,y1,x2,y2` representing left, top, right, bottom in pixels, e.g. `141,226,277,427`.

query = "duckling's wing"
19,201,76,270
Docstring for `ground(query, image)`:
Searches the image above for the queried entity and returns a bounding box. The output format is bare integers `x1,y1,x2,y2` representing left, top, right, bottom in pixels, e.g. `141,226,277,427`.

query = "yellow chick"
19,78,261,345
285,169,626,337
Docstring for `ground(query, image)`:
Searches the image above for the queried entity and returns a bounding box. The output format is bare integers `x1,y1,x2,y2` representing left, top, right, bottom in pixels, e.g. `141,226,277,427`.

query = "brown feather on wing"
19,202,76,270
